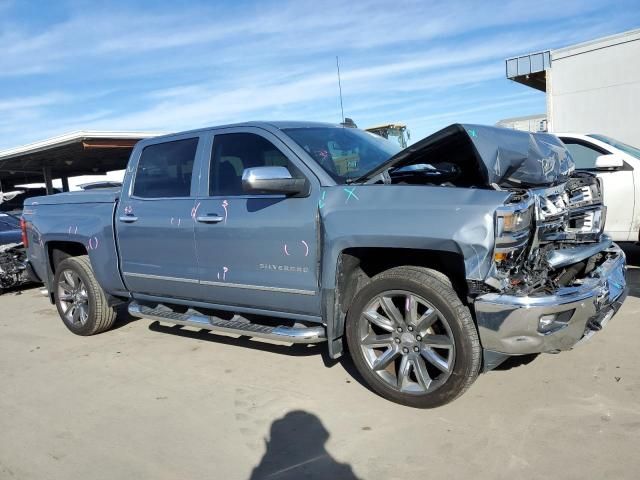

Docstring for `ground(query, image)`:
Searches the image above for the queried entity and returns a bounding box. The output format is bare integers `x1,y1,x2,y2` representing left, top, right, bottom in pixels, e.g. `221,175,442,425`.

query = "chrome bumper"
475,244,627,355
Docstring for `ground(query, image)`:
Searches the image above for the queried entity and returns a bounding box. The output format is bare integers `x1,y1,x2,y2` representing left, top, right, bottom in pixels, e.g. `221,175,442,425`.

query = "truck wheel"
53,255,116,336
345,266,481,408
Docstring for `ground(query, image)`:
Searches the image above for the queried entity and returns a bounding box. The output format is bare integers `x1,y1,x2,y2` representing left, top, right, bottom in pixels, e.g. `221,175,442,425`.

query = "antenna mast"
336,56,345,124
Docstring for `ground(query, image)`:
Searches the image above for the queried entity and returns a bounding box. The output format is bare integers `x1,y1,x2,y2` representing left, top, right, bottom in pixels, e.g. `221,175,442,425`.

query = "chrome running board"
128,301,326,344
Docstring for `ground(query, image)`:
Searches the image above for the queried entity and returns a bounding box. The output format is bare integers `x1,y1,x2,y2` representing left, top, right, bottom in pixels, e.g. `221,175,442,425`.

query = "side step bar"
128,301,326,344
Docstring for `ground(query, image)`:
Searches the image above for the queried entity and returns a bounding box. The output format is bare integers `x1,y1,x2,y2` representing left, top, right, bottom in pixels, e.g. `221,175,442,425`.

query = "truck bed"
23,189,128,298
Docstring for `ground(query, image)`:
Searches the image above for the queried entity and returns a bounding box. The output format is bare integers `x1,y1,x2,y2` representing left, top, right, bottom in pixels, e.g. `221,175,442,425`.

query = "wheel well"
48,241,88,275
336,247,468,316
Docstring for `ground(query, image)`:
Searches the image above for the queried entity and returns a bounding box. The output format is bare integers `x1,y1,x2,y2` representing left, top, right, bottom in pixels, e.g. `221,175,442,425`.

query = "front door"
562,138,635,241
193,128,321,316
117,135,203,300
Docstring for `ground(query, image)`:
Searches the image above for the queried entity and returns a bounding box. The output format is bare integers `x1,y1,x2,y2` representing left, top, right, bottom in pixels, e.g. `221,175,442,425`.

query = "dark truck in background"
22,122,627,407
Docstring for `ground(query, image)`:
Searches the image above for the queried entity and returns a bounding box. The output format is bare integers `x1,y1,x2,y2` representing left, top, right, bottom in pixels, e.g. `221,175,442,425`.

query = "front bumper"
474,244,627,355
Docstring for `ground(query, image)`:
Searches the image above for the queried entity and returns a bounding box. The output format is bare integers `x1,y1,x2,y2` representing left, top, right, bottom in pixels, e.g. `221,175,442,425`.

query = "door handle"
119,215,138,223
196,214,224,223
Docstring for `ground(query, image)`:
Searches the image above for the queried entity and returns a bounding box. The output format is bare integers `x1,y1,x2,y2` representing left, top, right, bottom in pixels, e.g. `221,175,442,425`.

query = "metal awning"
505,50,551,92
0,131,163,191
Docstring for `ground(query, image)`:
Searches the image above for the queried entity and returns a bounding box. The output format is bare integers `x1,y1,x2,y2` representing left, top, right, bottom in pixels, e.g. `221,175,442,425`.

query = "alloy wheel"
57,269,90,326
358,290,455,394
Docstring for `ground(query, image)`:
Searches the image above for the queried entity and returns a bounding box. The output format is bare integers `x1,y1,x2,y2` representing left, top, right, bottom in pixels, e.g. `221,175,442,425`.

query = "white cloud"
0,0,637,149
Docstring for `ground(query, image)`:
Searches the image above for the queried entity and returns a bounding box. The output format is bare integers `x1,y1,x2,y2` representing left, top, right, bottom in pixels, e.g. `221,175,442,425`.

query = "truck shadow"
111,304,144,330
621,243,640,298
621,242,640,266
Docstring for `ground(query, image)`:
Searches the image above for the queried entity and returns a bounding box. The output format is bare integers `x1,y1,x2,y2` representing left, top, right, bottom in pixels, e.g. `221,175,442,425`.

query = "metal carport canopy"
0,131,163,191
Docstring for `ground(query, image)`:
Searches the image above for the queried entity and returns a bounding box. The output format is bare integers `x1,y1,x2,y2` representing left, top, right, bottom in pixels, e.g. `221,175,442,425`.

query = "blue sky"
1,0,639,150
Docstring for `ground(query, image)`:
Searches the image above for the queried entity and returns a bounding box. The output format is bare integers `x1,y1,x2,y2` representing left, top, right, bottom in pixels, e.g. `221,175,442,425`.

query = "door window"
209,133,292,196
133,138,198,198
561,139,607,170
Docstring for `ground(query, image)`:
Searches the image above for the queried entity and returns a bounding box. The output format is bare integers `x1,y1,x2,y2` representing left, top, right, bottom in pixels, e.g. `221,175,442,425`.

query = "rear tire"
345,266,481,408
53,255,116,336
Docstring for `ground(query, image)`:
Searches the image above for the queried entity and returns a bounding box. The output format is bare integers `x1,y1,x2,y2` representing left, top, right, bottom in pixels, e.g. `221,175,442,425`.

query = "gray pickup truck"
23,122,627,407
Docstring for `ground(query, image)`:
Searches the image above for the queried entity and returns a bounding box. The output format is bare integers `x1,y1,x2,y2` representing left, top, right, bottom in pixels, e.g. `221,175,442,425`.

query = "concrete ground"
1,246,639,480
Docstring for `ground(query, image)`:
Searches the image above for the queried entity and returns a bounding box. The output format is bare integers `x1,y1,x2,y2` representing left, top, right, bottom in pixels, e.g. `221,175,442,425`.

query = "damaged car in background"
22,122,627,408
0,205,30,293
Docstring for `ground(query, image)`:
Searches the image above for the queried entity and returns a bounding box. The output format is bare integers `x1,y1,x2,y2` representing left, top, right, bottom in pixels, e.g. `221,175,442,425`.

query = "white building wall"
496,115,547,132
549,30,640,146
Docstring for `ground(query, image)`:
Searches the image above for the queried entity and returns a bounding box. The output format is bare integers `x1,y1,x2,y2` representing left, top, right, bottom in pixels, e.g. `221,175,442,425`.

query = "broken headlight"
498,207,533,234
494,198,534,266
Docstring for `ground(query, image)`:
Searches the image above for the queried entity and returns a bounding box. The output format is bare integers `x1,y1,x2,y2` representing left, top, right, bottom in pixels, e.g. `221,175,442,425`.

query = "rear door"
561,137,635,241
193,127,321,316
116,134,204,300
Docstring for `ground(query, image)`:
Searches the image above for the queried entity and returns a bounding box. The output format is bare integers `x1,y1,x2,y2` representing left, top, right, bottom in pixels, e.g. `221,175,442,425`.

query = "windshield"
283,127,402,183
588,134,640,160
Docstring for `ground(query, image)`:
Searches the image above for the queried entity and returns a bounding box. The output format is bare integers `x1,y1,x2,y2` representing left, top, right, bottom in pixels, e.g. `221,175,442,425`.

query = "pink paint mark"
88,237,99,251
301,240,309,257
124,205,133,215
217,266,229,281
222,200,229,224
191,202,201,220
284,244,290,256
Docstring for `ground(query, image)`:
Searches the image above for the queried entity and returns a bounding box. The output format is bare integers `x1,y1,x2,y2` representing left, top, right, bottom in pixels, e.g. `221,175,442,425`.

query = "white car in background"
557,133,640,243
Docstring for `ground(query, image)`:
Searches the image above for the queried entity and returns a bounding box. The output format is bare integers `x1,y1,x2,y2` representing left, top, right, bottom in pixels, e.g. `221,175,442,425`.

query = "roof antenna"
336,56,345,125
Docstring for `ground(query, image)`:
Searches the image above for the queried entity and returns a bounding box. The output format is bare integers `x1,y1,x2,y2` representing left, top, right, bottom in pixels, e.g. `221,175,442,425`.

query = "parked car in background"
78,181,123,190
0,212,21,245
0,212,29,292
0,187,61,214
558,133,640,243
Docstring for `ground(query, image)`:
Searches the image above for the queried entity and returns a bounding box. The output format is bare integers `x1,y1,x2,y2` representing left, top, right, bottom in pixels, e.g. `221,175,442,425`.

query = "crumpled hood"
372,123,575,188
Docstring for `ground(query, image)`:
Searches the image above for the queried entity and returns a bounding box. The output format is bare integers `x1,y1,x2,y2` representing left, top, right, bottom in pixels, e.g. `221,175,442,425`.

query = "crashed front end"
375,123,628,368
473,150,627,369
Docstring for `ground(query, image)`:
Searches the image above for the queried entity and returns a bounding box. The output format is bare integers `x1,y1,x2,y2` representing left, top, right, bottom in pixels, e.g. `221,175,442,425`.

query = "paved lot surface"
1,246,639,480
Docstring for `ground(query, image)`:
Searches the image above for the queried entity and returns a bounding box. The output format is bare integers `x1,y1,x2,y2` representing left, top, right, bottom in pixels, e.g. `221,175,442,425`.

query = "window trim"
560,137,631,172
201,127,312,199
129,135,202,200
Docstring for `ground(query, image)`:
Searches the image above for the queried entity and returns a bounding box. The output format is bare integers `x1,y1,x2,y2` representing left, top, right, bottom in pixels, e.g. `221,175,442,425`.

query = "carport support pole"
61,176,70,192
43,166,54,195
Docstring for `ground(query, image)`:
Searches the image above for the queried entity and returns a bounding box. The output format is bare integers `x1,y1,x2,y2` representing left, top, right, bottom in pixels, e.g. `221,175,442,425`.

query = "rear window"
133,138,198,198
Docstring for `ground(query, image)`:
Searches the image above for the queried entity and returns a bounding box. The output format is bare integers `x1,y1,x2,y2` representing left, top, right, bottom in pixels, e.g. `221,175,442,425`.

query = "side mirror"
595,154,624,170
242,166,307,195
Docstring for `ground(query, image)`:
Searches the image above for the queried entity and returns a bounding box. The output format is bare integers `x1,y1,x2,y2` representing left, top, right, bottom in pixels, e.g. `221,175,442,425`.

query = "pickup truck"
23,122,628,408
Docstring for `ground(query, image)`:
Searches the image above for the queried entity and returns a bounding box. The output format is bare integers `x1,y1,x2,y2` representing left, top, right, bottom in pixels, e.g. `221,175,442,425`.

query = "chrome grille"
534,174,605,243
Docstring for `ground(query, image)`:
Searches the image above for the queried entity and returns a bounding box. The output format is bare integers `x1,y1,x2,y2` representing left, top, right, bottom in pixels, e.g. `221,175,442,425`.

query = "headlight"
499,208,532,233
494,198,534,266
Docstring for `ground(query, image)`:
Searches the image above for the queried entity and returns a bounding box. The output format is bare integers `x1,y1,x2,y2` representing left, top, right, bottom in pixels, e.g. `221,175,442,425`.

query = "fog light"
538,310,574,334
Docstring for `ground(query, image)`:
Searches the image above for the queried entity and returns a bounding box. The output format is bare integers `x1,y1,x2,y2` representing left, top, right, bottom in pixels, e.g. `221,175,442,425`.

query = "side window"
209,133,292,196
133,138,198,198
562,140,606,170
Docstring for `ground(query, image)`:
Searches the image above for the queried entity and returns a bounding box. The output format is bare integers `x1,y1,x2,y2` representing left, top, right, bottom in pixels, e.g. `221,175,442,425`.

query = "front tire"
345,266,481,408
53,255,116,336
